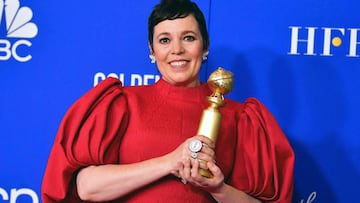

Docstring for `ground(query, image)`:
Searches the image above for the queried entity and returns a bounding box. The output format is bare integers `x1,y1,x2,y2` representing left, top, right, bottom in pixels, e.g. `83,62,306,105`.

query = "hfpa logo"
288,26,360,57
0,0,38,62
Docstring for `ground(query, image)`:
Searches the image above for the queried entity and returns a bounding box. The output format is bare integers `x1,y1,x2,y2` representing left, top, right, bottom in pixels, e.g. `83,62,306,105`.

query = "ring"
189,139,203,153
191,152,198,159
181,178,187,184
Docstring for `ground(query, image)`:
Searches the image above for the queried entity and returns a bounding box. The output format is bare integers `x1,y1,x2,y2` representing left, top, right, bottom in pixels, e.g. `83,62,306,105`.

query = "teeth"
170,61,187,66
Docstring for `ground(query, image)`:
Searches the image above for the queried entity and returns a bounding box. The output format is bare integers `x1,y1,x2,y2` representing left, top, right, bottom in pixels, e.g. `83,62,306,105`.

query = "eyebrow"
155,30,198,38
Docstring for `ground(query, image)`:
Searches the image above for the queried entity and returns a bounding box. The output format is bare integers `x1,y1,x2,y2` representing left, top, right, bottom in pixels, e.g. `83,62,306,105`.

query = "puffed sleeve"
41,77,129,203
229,98,294,203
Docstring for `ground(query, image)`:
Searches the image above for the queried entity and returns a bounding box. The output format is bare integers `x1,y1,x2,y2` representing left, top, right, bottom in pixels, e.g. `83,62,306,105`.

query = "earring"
149,54,156,63
202,51,209,61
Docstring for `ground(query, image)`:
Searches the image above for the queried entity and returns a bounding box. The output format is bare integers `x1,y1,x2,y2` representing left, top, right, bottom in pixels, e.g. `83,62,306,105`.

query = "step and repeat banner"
1,0,359,202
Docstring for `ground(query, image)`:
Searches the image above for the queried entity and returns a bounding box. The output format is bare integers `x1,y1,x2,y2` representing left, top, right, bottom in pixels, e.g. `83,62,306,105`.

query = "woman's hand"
166,135,216,178
178,156,225,193
177,146,262,203
172,135,223,193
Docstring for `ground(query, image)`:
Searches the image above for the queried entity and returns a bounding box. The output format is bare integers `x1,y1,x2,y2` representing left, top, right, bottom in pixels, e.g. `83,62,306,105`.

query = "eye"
159,38,170,44
184,35,196,41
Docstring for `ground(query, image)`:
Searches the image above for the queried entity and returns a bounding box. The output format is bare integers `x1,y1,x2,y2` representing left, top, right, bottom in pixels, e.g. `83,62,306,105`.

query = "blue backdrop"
0,0,359,202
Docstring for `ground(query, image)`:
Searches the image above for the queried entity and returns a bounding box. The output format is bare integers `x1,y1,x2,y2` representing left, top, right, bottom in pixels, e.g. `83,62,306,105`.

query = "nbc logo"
0,0,38,62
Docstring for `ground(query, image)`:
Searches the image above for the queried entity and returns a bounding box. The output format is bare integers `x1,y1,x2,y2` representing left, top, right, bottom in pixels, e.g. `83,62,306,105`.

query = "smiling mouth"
170,61,188,67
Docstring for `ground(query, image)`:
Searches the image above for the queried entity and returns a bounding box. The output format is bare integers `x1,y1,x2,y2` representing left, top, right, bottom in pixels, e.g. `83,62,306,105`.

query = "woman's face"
152,15,205,87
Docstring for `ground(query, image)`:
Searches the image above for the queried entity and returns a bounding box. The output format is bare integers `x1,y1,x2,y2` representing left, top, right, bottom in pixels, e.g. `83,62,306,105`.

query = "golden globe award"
197,67,234,178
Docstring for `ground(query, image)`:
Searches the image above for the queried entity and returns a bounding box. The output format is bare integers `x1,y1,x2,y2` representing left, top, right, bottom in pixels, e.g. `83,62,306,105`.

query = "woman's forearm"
76,155,173,202
211,183,262,203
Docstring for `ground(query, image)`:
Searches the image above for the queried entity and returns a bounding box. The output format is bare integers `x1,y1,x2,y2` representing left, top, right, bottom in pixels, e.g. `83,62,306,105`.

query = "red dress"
41,77,294,203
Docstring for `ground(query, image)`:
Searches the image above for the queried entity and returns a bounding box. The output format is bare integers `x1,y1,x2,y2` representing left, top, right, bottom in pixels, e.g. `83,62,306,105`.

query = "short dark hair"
148,0,209,51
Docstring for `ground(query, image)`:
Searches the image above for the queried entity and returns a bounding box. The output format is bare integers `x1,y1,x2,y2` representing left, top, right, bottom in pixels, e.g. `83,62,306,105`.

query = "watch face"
189,139,202,152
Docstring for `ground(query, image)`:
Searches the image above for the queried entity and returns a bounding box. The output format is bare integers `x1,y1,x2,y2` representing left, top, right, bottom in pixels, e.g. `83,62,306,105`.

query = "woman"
42,0,294,202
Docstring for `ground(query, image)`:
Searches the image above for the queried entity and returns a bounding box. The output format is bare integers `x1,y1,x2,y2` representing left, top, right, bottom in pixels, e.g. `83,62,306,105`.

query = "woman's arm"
210,183,261,203
179,160,261,203
207,162,261,203
76,135,215,202
208,162,261,203
76,155,172,202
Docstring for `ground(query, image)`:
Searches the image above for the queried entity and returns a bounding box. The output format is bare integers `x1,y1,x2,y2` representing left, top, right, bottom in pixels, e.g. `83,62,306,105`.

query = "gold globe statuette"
197,67,234,178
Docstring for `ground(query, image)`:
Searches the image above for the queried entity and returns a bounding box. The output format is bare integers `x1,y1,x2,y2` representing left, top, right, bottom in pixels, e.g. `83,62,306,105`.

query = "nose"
171,40,185,55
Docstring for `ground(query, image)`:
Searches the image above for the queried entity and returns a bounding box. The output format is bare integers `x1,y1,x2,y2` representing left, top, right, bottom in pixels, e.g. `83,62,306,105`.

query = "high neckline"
154,78,211,103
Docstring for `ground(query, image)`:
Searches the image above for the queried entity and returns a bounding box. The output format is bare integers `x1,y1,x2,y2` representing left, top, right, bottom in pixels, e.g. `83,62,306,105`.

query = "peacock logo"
0,0,38,62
